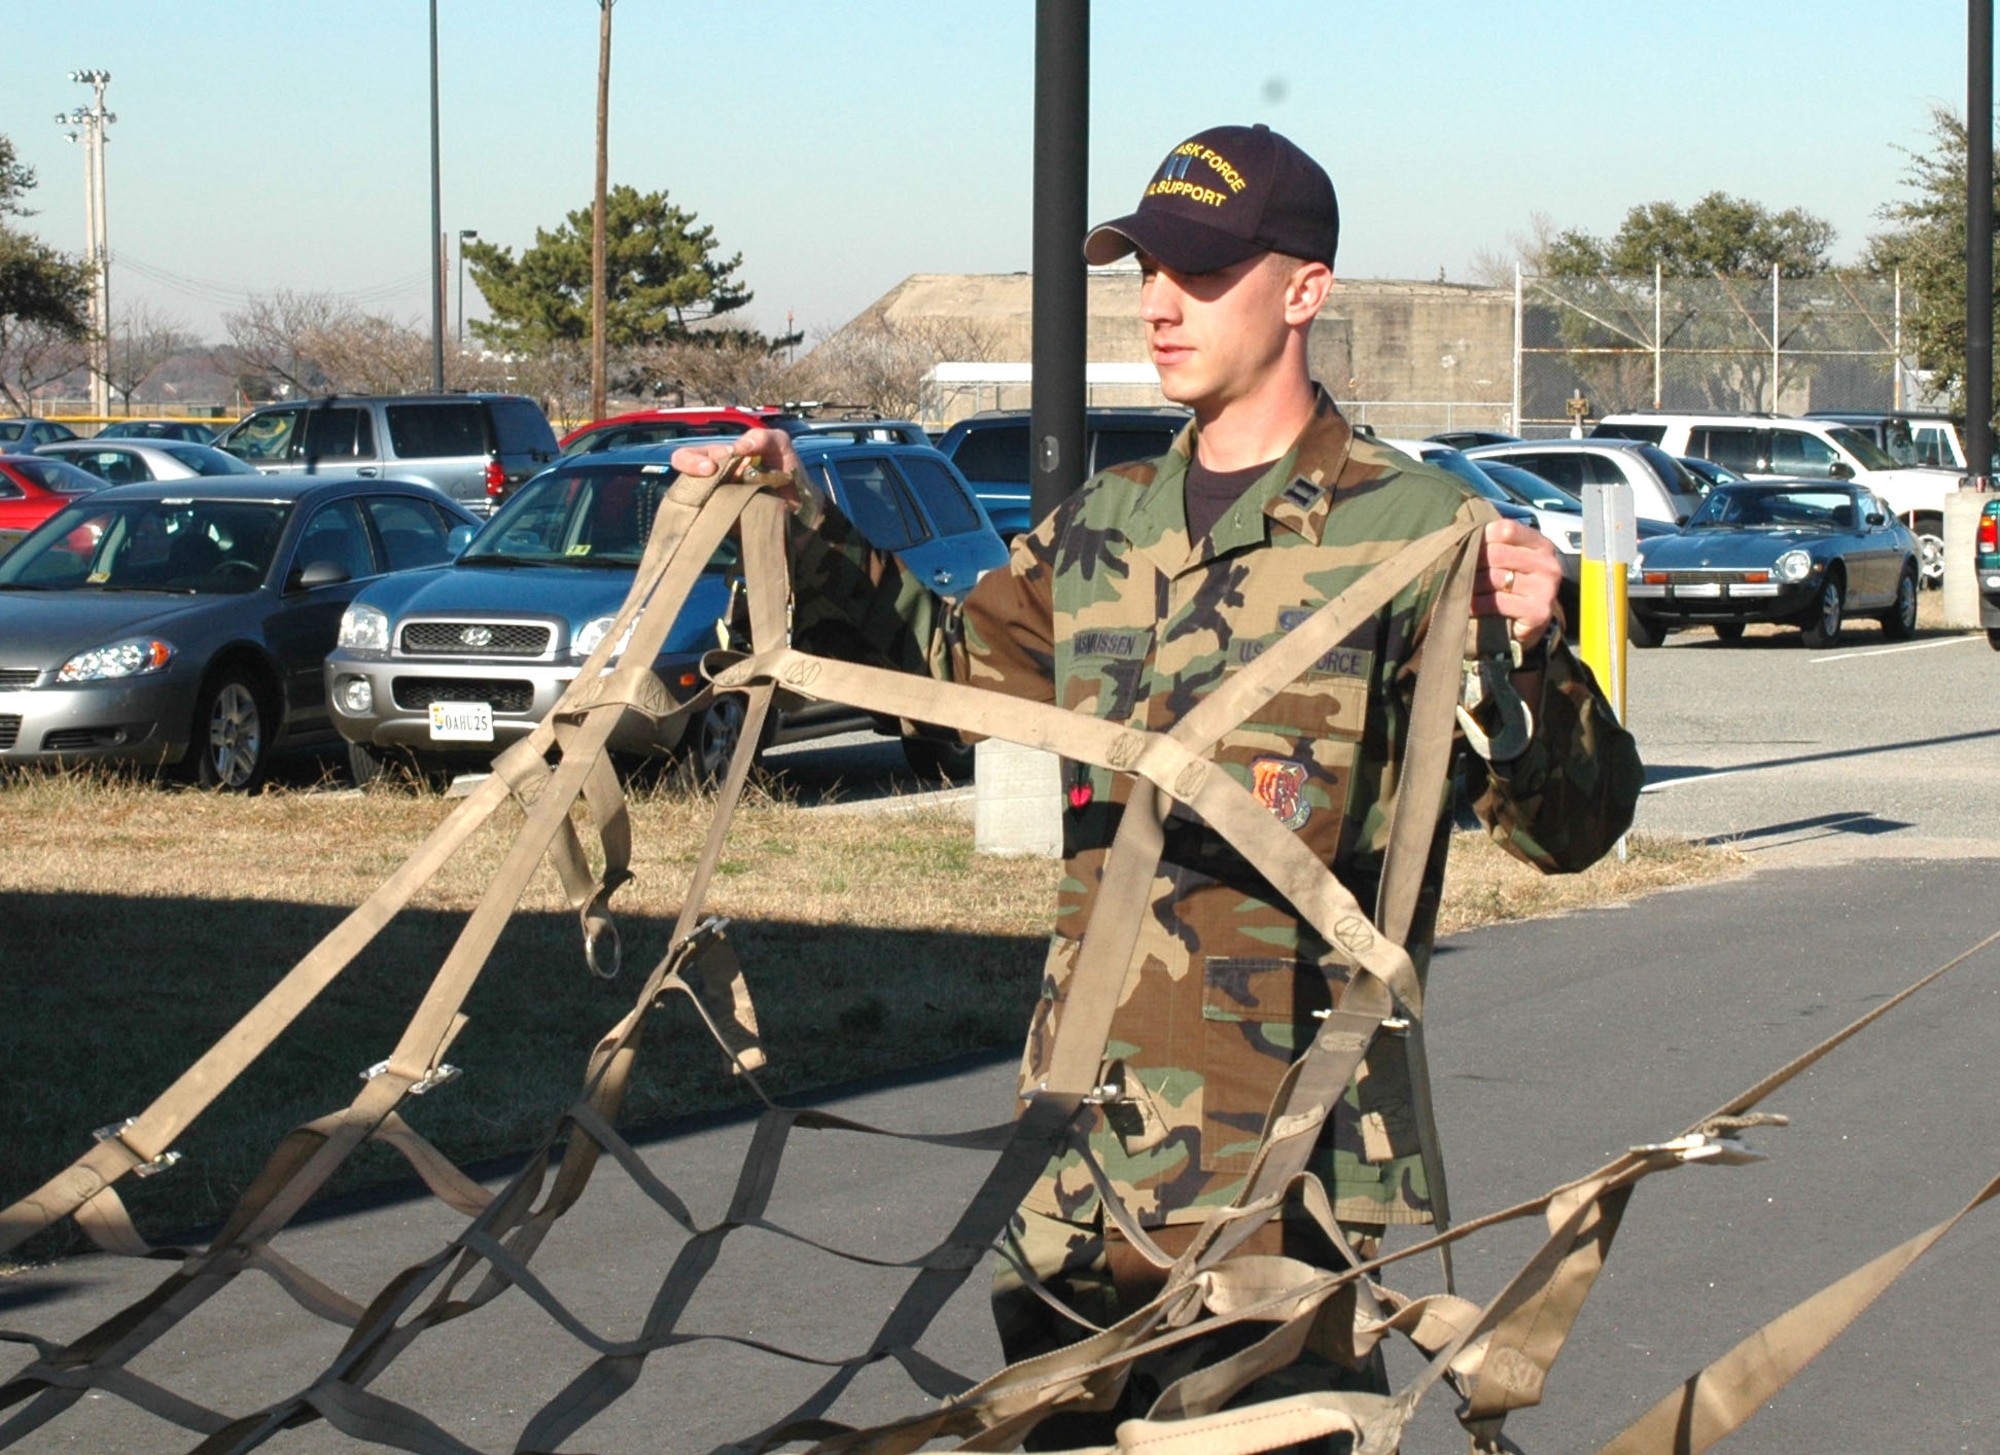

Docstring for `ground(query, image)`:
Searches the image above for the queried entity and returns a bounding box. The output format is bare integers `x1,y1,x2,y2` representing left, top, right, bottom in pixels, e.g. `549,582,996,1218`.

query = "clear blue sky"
6,1,1971,346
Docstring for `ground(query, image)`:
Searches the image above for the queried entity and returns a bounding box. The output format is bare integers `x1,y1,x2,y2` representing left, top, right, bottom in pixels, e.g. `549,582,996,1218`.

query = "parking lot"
1623,625,2000,862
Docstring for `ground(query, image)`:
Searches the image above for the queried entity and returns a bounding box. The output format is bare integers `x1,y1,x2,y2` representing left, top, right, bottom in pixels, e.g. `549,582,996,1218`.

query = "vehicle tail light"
484,459,507,497
1979,506,1999,555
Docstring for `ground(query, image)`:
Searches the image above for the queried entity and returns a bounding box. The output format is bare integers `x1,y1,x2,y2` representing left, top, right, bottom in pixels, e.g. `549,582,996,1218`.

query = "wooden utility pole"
590,0,614,421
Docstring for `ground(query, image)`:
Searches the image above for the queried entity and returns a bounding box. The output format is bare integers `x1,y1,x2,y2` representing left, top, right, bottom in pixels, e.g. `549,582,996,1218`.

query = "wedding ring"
1503,569,1516,591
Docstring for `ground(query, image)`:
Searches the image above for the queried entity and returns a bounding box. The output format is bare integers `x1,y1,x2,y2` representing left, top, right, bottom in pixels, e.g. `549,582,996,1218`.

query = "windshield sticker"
566,543,592,557
87,570,109,583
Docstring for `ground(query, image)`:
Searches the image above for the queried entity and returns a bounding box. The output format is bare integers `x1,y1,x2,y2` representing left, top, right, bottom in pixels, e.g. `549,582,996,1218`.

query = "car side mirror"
292,559,350,590
446,524,476,556
1828,461,1855,480
1865,510,1886,528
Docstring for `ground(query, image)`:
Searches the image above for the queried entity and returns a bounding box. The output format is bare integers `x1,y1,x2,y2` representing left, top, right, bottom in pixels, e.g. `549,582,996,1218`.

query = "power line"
116,252,435,312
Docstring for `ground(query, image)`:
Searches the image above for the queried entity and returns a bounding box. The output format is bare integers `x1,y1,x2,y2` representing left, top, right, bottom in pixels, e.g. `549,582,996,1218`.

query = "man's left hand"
1474,518,1561,650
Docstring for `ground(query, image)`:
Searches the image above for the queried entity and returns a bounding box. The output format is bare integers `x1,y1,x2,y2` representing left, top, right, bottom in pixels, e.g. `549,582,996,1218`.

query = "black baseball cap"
1084,123,1339,274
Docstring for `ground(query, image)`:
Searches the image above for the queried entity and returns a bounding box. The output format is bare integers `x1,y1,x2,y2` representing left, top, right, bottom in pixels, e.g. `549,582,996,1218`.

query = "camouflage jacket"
791,389,1642,1228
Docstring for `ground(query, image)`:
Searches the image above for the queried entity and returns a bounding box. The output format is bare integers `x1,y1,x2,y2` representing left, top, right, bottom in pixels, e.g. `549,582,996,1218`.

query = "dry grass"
0,767,1736,1254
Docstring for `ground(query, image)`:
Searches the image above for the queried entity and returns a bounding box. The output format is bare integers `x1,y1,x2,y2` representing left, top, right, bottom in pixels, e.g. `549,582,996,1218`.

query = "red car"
557,406,789,456
0,453,108,553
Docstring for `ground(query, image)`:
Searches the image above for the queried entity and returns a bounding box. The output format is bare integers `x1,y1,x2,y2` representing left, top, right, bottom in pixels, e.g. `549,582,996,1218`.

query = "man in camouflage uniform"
677,123,1641,1438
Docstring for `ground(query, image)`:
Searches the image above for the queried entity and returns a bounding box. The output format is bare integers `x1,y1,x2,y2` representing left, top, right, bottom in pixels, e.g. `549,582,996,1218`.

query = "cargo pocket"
1198,957,1334,1174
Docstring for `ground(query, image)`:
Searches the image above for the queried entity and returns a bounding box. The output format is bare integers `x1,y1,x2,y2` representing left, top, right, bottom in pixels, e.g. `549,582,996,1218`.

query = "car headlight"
573,615,635,662
57,637,174,683
1775,549,1813,584
338,603,391,652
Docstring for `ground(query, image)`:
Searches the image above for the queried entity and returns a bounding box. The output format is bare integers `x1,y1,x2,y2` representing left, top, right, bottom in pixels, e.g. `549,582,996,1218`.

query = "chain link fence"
1515,269,1912,435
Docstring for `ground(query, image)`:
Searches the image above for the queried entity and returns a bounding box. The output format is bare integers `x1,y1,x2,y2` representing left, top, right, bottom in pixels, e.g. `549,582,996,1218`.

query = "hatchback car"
93,419,220,445
0,477,481,789
558,405,787,456
0,455,109,554
1466,438,1706,526
0,418,78,450
214,394,560,516
1627,482,1918,649
326,440,1007,785
38,439,259,485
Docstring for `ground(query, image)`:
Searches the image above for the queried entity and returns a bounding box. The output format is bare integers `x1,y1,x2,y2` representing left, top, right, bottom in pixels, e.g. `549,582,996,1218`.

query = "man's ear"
1284,260,1333,324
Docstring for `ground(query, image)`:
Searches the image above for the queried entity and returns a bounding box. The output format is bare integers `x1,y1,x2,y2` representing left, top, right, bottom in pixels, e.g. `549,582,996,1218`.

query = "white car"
1464,438,1706,526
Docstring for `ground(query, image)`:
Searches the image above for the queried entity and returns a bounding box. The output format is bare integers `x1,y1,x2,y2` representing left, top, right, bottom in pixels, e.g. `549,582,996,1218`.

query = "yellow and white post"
1581,481,1636,856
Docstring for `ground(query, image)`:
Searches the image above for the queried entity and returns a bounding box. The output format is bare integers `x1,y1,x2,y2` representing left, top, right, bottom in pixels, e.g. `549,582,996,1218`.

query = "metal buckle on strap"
1311,1008,1410,1034
1016,1079,1126,1105
92,1118,182,1178
359,1061,462,1096
1628,1131,1766,1166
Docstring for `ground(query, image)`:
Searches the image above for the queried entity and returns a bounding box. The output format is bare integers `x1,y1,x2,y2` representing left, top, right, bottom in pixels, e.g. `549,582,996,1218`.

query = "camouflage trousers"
992,1204,1389,1453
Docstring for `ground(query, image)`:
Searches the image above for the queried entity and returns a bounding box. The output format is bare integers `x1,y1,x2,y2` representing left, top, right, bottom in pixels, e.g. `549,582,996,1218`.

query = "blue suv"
325,441,1006,784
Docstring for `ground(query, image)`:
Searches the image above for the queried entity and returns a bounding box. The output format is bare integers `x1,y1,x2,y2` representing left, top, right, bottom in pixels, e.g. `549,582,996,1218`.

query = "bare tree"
623,333,794,407
309,314,432,394
790,315,1003,418
0,317,88,413
221,289,351,396
105,301,195,413
1466,210,1561,287
221,289,432,397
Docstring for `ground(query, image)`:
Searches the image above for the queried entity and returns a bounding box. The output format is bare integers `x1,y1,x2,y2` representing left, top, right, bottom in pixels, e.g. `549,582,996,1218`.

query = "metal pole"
457,229,477,348
1029,0,1088,528
590,0,614,422
1653,261,1662,408
1770,263,1780,413
1511,262,1522,433
92,96,110,418
428,0,445,391
1893,267,1904,412
1968,0,1994,488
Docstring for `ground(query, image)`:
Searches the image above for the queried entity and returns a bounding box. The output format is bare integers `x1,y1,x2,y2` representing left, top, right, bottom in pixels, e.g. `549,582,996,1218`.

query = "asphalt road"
1622,623,2000,862
5,859,1996,1452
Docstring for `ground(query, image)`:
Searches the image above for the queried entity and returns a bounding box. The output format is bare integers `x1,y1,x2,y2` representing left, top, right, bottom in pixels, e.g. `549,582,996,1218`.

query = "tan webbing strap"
1599,1165,2000,1454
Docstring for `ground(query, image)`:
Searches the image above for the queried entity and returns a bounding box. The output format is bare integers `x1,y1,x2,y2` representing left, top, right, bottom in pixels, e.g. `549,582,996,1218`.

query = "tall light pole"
458,229,479,350
590,0,615,421
427,0,445,390
57,70,113,418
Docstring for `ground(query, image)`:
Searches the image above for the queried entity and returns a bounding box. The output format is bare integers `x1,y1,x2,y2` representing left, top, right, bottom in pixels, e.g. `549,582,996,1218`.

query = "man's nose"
1139,274,1180,322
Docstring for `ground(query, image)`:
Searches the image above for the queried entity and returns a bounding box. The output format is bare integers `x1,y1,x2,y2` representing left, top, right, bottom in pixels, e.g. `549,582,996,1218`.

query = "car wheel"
1800,573,1845,649
1879,566,1919,641
1627,612,1667,648
685,691,751,784
1712,622,1746,643
192,671,275,792
1911,513,1945,589
902,733,975,783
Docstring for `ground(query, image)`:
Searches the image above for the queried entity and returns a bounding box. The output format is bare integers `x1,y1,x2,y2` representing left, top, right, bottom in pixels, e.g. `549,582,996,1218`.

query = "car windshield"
161,444,258,475
1685,485,1861,532
461,464,678,567
0,499,291,593
1479,461,1581,512
1824,427,1903,472
1421,449,1516,505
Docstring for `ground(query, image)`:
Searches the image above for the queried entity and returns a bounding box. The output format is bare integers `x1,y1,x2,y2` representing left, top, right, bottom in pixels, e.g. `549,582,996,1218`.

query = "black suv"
935,407,1191,538
215,394,559,517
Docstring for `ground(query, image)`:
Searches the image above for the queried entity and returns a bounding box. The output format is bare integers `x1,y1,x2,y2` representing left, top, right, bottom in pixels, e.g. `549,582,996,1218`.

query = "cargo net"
1518,270,1906,429
3,463,1996,1454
